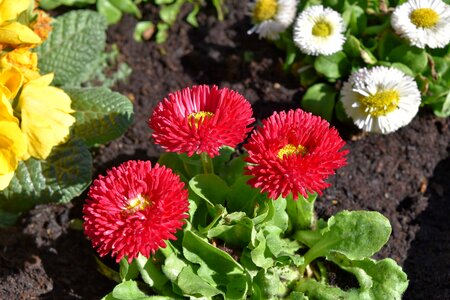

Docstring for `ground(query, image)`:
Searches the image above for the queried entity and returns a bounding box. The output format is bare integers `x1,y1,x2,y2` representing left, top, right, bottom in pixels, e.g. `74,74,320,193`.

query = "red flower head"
149,85,254,157
244,109,347,200
83,160,189,263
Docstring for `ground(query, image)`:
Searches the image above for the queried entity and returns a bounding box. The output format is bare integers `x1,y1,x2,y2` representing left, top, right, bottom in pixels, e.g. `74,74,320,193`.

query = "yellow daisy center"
277,144,308,159
124,194,151,215
410,8,439,28
312,21,332,37
188,111,214,127
253,0,278,22
359,90,400,117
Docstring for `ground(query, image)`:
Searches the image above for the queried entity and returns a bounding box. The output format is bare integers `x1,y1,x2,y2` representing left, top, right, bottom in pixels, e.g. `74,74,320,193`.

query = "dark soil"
1,0,449,299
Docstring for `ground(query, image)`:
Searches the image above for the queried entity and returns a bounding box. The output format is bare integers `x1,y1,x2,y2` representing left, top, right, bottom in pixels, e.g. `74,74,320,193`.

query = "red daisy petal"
244,109,348,200
149,85,255,157
83,160,189,263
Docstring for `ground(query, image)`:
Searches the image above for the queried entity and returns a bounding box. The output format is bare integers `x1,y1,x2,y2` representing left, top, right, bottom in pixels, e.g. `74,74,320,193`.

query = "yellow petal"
0,66,23,100
0,21,41,45
0,48,39,82
0,93,15,120
0,171,14,190
18,74,76,159
0,0,31,22
0,120,27,177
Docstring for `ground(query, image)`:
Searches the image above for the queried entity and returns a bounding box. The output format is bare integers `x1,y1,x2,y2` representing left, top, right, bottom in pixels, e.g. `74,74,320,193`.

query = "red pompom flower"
83,160,189,263
149,85,254,157
244,109,347,200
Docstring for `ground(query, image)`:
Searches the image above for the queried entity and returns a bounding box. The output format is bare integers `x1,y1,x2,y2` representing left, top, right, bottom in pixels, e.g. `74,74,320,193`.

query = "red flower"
149,85,254,157
244,109,347,200
83,160,189,263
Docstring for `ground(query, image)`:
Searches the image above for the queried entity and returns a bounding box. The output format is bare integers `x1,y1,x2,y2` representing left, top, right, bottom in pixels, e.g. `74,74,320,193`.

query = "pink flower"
245,109,347,200
149,85,254,157
83,160,189,262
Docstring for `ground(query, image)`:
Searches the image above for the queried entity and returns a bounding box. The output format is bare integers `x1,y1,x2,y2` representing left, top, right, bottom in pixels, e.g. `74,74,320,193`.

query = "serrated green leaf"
301,83,336,121
250,231,274,269
0,139,92,213
35,10,107,87
65,87,133,147
176,265,222,297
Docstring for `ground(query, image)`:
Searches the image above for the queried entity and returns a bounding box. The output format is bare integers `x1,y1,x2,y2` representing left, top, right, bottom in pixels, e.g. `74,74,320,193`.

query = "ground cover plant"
0,0,449,299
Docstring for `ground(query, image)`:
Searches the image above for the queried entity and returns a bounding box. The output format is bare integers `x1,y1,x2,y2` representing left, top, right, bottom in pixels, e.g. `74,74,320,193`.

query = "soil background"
1,0,449,299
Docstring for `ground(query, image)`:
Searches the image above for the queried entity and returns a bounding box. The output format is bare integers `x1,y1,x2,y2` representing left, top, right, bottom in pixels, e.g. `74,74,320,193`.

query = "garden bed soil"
1,1,449,299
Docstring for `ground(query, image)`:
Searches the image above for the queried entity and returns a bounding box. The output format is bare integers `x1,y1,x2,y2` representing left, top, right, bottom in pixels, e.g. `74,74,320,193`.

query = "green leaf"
0,210,20,228
250,230,274,269
156,23,169,44
176,265,222,297
207,212,254,246
286,193,317,231
314,52,350,80
189,174,230,206
186,4,200,27
109,0,142,18
301,83,336,121
97,0,123,24
66,87,134,147
296,279,359,300
36,10,107,87
159,0,184,25
134,21,155,42
343,5,366,35
226,175,259,214
157,153,189,182
161,252,187,282
343,35,361,58
302,211,391,265
387,45,428,73
0,139,92,213
432,91,450,117
119,258,140,281
39,0,96,10
111,280,150,300
182,230,248,298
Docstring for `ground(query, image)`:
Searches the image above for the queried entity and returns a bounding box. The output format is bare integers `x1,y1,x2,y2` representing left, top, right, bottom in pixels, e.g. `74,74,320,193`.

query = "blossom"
83,160,189,262
149,85,254,157
293,5,346,56
16,73,76,159
247,0,298,39
0,95,27,190
0,66,23,100
340,66,421,134
0,48,40,82
244,109,347,200
0,0,41,46
391,0,450,48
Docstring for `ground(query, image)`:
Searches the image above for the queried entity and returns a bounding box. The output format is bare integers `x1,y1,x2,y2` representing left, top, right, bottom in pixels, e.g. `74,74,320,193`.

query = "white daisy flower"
293,5,346,56
391,0,450,48
248,0,298,40
341,66,421,134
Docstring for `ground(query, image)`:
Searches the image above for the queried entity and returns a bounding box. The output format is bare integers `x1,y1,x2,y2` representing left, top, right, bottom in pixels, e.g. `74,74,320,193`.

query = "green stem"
200,152,214,174
294,230,322,248
159,242,175,258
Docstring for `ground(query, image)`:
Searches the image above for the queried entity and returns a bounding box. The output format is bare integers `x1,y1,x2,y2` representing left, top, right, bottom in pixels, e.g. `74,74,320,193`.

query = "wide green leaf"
35,10,107,87
387,45,428,74
314,52,350,80
301,83,336,121
66,87,134,147
0,139,92,212
189,174,230,206
302,211,391,265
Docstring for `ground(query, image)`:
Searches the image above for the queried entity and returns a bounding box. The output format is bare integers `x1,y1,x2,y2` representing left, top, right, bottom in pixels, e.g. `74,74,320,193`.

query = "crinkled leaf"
250,230,274,270
0,139,92,213
301,83,336,122
176,265,222,297
161,252,187,282
66,87,133,147
296,279,360,300
35,10,107,87
303,211,391,265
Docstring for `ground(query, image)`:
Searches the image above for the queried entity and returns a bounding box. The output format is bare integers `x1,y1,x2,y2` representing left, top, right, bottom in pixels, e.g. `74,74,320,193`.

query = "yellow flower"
0,0,41,46
17,73,76,159
0,48,39,82
0,65,23,100
0,94,27,190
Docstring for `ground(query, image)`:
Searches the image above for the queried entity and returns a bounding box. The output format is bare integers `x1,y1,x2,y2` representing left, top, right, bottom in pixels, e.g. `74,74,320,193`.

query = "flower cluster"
85,85,347,262
0,0,75,189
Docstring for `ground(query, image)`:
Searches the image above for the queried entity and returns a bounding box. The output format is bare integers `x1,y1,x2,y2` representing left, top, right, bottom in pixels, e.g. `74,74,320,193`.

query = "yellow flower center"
124,194,151,215
188,111,214,127
410,8,439,28
312,20,332,37
359,90,400,117
277,144,308,159
253,0,278,22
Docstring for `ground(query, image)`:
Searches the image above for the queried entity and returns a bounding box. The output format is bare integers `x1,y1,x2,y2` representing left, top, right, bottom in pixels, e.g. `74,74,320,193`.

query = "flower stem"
294,230,322,248
200,152,214,174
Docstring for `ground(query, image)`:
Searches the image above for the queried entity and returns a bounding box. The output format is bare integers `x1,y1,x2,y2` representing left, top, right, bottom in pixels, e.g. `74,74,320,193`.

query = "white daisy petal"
391,0,450,48
248,0,298,40
293,5,346,56
341,66,421,134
